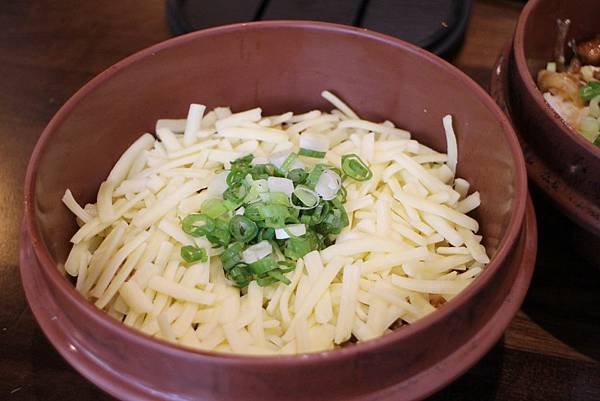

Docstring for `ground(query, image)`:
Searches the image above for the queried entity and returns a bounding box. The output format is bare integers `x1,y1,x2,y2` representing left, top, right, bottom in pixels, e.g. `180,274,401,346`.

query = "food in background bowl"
537,19,600,145
62,91,488,355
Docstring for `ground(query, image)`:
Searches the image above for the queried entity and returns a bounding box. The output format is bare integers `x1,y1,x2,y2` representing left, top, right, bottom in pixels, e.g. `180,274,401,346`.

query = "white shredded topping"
62,91,487,355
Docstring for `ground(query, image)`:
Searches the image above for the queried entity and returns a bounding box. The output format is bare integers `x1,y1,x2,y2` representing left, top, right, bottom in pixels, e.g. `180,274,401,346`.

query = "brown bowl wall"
23,21,528,401
510,0,600,235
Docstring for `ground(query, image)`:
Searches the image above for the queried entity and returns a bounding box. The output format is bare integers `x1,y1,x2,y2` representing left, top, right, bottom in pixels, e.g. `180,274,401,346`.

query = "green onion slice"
292,185,319,208
228,215,258,243
304,164,326,189
267,269,291,285
315,169,342,200
201,198,229,218
205,218,231,247
223,181,249,207
180,245,208,263
228,263,252,287
287,168,308,184
580,81,600,102
260,191,291,206
181,214,215,237
341,154,373,181
248,255,279,275
221,242,244,271
279,152,298,174
299,148,326,158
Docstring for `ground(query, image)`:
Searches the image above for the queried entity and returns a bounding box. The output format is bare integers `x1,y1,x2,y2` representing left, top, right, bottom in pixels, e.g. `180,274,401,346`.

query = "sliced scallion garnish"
201,198,229,218
279,152,298,174
304,164,326,189
228,215,258,243
180,245,208,263
292,185,319,208
341,154,372,181
580,81,600,102
299,148,326,158
181,154,350,288
181,214,215,237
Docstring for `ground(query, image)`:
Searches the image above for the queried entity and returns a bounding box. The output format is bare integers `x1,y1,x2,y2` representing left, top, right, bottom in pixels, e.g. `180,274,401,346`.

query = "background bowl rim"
513,0,600,158
22,19,528,364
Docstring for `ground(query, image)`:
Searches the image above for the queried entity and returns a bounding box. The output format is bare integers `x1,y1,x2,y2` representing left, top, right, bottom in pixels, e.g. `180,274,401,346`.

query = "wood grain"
0,1,598,400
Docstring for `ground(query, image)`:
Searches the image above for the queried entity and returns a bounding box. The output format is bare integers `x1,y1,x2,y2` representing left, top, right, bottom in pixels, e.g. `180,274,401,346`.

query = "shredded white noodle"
62,91,488,355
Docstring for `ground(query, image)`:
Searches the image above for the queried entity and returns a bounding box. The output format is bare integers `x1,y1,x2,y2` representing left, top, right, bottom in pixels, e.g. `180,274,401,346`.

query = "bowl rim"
23,19,528,365
513,0,600,158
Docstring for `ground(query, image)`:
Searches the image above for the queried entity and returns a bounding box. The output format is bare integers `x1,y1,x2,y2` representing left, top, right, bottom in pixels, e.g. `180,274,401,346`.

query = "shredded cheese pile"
62,91,489,355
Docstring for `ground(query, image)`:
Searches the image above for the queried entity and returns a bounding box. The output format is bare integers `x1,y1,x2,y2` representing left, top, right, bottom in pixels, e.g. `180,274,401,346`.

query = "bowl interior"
30,22,522,288
519,0,599,80
517,0,600,155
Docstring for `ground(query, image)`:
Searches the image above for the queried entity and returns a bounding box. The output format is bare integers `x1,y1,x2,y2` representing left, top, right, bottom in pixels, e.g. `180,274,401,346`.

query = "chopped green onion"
250,163,279,180
275,224,306,239
260,191,291,206
315,203,349,235
293,185,319,208
256,276,277,287
206,218,231,247
258,227,275,241
201,198,229,218
228,263,252,287
305,164,326,189
181,214,215,237
594,135,600,147
231,154,253,166
266,269,291,285
546,62,556,72
315,169,342,200
243,179,267,204
243,203,264,222
284,231,319,260
228,215,258,243
299,148,326,158
181,144,353,288
248,255,279,275
341,154,373,181
287,168,308,184
337,185,347,203
242,240,273,264
267,177,294,196
580,81,600,102
279,152,298,174
226,169,249,186
299,201,330,225
221,242,244,271
259,204,292,228
180,245,208,263
223,181,249,206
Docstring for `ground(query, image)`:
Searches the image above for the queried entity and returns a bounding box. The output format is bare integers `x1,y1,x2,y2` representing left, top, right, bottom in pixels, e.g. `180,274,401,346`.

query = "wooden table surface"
1,1,598,400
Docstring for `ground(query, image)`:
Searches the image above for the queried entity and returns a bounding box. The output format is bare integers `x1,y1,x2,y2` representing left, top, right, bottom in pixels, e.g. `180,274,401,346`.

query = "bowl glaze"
21,21,531,401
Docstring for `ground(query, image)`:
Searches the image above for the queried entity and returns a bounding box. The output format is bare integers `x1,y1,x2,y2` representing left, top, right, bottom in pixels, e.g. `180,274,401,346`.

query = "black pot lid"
166,0,472,57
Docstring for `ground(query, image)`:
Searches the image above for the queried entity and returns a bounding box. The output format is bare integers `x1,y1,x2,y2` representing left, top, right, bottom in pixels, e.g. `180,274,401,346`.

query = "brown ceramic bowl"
509,0,600,237
21,21,533,401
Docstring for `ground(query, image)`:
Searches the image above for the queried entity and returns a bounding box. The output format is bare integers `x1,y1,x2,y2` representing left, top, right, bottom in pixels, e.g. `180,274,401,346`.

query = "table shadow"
520,186,600,362
29,328,114,401
428,342,505,401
